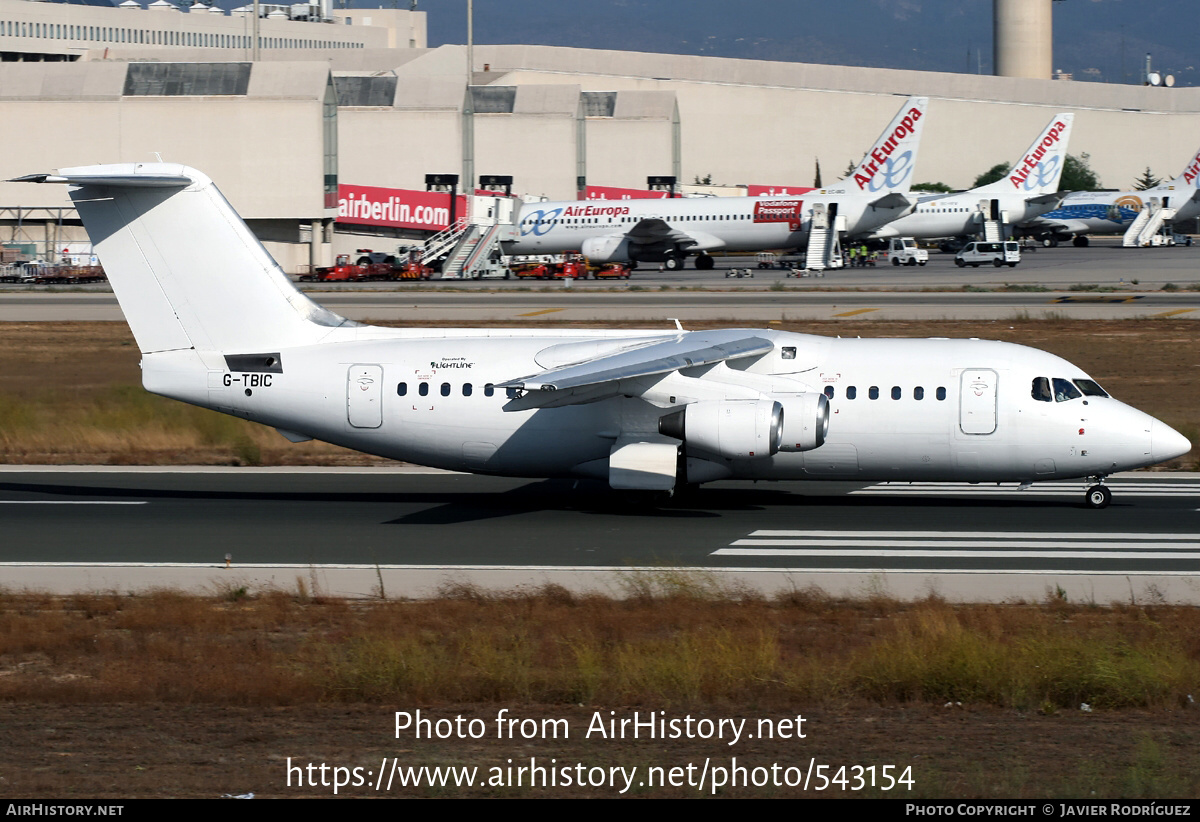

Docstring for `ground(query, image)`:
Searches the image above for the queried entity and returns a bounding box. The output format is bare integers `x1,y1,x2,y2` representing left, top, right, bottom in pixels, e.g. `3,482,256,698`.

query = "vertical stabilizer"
1168,145,1200,189
836,96,929,194
975,113,1075,195
15,163,353,355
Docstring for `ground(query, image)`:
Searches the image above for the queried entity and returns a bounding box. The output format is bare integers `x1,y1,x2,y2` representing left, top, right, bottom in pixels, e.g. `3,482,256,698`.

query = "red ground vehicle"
301,249,432,282
512,255,589,279
302,254,362,282
591,262,631,279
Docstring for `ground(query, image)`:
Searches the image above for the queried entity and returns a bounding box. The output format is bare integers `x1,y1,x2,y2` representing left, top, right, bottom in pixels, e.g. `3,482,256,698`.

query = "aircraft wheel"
1073,235,1090,248
664,255,684,271
1085,485,1112,509
695,254,715,270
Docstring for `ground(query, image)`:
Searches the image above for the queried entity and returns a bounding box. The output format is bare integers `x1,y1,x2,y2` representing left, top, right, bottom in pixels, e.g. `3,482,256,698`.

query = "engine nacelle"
658,399,782,460
775,393,829,452
581,235,633,264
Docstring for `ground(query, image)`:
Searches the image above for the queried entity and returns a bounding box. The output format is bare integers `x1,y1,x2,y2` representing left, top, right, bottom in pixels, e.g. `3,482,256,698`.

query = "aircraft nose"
1152,419,1192,463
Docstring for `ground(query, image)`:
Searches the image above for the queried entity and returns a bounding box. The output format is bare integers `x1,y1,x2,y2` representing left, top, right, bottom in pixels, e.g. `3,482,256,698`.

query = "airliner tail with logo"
505,96,928,270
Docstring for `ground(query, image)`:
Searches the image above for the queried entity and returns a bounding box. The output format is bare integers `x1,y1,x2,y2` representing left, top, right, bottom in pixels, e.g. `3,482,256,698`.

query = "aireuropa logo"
1008,121,1069,191
853,106,923,191
1181,150,1200,185
862,151,915,193
520,207,564,236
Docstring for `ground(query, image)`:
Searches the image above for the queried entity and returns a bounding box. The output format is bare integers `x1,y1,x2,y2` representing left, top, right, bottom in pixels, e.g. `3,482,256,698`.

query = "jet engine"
775,393,829,452
658,399,783,460
580,235,633,264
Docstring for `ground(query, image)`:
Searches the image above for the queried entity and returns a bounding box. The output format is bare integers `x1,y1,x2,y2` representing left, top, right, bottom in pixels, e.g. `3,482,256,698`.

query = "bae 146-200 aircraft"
504,96,929,270
13,164,1190,508
1021,146,1200,246
867,113,1074,243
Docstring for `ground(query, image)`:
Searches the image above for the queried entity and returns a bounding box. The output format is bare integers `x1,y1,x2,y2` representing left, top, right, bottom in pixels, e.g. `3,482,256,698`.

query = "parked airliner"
504,96,929,270
867,113,1073,242
13,163,1190,508
1023,145,1200,246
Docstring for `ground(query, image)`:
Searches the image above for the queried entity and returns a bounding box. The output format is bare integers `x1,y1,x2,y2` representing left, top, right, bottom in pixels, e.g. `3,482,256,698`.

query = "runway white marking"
0,500,147,505
850,481,1200,497
717,529,1200,570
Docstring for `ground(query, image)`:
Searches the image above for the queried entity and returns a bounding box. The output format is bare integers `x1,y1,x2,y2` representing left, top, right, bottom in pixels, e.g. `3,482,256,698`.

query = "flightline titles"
395,709,807,745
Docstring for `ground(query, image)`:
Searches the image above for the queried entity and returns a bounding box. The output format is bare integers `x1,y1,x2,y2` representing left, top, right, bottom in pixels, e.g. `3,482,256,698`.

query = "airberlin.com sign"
337,185,467,231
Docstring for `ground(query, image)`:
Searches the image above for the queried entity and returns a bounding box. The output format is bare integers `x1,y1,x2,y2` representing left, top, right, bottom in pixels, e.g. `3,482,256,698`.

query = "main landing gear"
1085,478,1112,509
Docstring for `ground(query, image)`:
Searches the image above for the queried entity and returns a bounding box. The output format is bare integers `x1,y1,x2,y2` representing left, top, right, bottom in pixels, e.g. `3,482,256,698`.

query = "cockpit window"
1053,378,1082,402
1074,379,1109,398
1031,377,1052,403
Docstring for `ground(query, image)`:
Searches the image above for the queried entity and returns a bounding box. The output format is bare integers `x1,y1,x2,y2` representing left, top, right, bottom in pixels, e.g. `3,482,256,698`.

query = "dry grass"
0,584,1197,711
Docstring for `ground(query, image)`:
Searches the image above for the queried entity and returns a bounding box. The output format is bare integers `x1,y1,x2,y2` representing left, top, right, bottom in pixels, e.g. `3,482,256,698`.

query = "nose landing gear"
1085,478,1112,509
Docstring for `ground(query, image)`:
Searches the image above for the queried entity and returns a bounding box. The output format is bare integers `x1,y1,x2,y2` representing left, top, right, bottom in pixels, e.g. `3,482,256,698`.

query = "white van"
955,241,1021,268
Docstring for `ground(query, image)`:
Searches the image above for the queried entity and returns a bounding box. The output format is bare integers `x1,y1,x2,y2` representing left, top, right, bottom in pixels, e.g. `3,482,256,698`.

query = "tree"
813,159,823,188
911,182,954,193
1133,167,1161,190
972,162,1009,188
692,174,713,185
1058,153,1099,192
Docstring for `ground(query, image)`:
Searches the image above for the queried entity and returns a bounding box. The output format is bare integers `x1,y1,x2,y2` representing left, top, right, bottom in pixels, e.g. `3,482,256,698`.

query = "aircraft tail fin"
837,96,928,195
13,163,354,355
975,113,1074,195
1167,145,1200,189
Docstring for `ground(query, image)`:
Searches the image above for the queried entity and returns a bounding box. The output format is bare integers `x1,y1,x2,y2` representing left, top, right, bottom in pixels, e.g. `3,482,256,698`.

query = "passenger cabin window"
1053,378,1082,402
440,383,451,397
846,386,857,400
891,386,902,400
463,383,473,397
823,386,834,399
781,346,797,360
869,386,879,400
397,382,407,396
914,386,924,400
1032,377,1052,402
936,387,946,401
484,384,495,397
418,382,429,396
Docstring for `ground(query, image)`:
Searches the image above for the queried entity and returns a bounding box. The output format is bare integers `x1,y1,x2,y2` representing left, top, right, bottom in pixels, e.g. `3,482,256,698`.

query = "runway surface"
2,468,1196,603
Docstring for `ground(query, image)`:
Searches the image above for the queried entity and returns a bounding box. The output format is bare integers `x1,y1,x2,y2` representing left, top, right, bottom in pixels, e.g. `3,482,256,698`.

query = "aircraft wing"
497,330,774,409
626,218,726,252
9,172,194,188
1022,216,1090,235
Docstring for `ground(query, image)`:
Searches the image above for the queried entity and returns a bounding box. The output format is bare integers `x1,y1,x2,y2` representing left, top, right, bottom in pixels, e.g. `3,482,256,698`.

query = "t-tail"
836,96,928,195
974,113,1074,196
11,163,355,356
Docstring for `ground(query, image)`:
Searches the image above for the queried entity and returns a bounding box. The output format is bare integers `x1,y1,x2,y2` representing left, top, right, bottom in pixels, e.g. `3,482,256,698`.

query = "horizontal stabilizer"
868,191,912,210
11,172,194,188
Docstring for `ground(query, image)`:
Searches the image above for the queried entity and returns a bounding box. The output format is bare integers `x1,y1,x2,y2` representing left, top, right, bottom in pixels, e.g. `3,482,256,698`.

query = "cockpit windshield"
1033,376,1102,403
1074,379,1109,398
1052,378,1082,402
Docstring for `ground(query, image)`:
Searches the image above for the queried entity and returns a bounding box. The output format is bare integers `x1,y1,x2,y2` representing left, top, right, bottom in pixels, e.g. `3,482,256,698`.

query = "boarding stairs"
421,218,470,267
981,220,1003,242
804,205,843,271
1123,199,1176,247
440,224,504,279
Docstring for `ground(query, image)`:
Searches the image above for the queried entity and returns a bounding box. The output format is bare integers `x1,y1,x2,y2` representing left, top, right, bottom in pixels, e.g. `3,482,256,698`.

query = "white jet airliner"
505,96,929,270
868,113,1074,242
13,164,1190,508
1022,145,1200,246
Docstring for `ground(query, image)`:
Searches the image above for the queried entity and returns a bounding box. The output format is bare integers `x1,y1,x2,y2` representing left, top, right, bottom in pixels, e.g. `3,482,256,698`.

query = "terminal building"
1,0,1199,270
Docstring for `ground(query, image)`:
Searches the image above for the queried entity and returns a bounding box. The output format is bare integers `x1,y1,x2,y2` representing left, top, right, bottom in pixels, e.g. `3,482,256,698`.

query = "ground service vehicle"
956,241,1021,268
880,237,928,266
